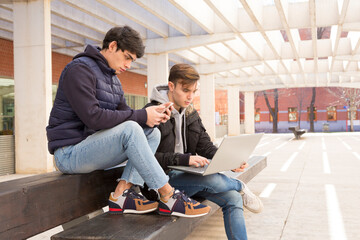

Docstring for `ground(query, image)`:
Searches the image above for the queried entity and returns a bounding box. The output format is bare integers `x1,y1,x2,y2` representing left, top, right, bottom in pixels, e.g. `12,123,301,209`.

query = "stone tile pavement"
2,132,359,240
187,132,360,240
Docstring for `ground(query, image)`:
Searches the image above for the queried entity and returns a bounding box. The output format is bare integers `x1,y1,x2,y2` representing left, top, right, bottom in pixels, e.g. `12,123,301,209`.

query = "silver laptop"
168,133,263,176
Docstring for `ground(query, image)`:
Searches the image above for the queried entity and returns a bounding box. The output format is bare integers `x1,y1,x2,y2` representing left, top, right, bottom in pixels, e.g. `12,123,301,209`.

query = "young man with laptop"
143,64,263,240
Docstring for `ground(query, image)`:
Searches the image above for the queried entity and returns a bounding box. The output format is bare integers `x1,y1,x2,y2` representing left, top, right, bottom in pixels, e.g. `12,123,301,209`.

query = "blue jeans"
168,171,247,240
54,121,169,190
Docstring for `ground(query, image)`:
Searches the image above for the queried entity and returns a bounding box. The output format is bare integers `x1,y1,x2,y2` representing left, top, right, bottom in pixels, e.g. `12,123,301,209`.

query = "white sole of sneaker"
123,207,158,214
244,202,264,213
171,211,209,218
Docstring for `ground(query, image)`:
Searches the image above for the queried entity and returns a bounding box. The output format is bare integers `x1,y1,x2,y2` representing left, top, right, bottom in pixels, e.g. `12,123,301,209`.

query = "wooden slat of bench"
0,168,123,240
51,156,267,240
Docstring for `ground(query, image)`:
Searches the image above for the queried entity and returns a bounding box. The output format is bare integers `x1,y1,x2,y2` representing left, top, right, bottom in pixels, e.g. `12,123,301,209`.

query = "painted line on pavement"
322,137,326,150
325,184,347,240
323,152,331,174
353,152,360,160
263,151,271,156
257,141,270,148
258,137,280,148
280,152,298,172
337,137,352,150
259,183,276,198
275,141,288,150
351,136,360,141
298,142,306,150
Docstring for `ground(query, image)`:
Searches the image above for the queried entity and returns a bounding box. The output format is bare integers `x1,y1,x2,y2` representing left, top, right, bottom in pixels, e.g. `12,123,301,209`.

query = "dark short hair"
168,64,200,86
102,26,145,58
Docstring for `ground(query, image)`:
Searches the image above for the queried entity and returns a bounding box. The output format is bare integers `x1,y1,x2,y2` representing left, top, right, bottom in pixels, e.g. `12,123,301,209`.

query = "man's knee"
223,191,244,209
145,127,161,140
202,174,232,192
115,121,143,135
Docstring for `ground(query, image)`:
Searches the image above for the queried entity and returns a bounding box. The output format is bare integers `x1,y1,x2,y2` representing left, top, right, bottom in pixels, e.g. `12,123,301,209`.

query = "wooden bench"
289,126,307,139
0,156,266,240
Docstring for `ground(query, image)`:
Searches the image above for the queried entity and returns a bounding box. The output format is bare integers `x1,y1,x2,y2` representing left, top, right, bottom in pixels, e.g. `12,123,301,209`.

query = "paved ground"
186,132,360,240
2,132,359,240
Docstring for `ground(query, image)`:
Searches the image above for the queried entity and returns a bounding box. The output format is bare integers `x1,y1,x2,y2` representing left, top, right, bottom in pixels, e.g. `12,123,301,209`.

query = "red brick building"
0,38,148,133
1,38,359,134
253,87,360,133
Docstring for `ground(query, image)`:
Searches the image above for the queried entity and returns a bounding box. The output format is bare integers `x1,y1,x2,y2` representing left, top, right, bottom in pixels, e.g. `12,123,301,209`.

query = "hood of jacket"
73,45,116,76
151,84,190,153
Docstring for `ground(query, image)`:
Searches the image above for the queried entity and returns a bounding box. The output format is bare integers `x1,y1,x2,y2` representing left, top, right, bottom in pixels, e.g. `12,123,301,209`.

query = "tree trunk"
274,89,278,133
298,100,302,128
350,105,356,132
263,90,278,133
309,87,316,132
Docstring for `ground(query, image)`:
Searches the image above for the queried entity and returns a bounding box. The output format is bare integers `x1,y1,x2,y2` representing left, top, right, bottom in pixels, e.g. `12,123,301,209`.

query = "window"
327,106,337,121
347,107,357,120
288,107,297,122
124,94,148,109
307,107,317,121
255,108,260,122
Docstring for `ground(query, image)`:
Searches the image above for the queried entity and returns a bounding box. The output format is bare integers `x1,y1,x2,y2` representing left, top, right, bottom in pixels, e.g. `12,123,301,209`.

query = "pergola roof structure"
1,0,360,91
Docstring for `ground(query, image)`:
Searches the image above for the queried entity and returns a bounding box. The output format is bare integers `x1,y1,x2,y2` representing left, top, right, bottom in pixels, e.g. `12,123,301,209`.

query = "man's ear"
168,81,175,92
108,41,117,52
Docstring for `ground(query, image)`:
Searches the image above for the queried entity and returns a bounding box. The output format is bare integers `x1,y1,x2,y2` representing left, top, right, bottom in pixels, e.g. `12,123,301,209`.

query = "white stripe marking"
352,136,360,141
325,184,347,240
263,151,271,156
275,141,287,150
322,137,326,150
353,152,360,160
323,152,331,174
259,183,276,198
298,142,306,150
257,142,270,148
337,137,352,150
280,152,298,172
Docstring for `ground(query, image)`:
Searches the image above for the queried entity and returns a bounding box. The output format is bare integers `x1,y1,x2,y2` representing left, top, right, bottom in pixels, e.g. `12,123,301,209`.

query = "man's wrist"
178,153,191,166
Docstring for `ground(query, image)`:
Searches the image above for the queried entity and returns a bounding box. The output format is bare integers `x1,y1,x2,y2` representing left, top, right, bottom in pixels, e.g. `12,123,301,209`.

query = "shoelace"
173,190,197,204
125,189,148,201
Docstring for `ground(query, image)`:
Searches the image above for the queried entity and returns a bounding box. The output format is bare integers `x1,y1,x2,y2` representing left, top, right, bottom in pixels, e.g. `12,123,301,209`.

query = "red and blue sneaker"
158,190,211,218
108,188,158,214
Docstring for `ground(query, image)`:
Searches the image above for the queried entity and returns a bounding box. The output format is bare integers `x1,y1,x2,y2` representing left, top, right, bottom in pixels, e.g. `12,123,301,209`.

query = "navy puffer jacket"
46,45,147,154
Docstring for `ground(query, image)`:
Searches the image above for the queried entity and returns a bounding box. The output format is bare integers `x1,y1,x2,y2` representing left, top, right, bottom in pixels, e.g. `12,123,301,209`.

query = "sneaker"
108,189,159,214
240,181,263,213
158,190,211,218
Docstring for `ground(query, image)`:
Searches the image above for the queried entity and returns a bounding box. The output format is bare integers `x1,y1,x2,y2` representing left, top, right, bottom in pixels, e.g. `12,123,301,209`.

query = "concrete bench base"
51,156,267,240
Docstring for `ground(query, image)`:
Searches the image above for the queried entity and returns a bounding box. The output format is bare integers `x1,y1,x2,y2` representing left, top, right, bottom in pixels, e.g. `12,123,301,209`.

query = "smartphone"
162,102,174,113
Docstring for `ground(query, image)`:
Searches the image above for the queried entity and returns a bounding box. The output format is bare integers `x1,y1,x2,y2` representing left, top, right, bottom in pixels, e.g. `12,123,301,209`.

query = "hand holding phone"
162,102,174,113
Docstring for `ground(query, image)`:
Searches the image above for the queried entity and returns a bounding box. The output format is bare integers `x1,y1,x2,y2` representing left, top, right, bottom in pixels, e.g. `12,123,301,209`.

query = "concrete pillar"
13,0,53,173
146,54,168,99
200,74,215,140
244,91,255,134
227,87,240,136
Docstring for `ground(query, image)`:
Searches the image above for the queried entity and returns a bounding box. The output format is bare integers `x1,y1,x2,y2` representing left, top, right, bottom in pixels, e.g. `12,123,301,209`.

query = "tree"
307,27,326,132
327,87,360,132
293,88,307,128
263,89,279,133
309,87,316,132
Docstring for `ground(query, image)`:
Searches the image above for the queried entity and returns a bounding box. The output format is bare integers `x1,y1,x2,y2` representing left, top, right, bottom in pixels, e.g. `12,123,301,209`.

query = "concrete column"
244,91,255,134
200,74,215,140
227,87,240,136
146,54,168,99
13,0,53,173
